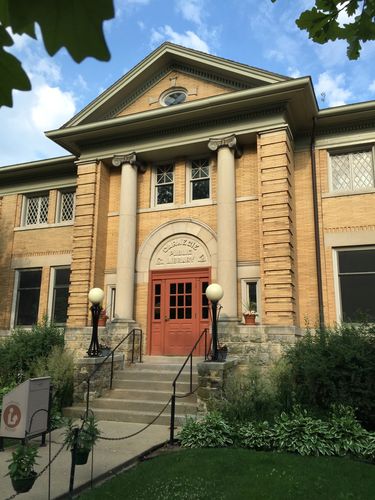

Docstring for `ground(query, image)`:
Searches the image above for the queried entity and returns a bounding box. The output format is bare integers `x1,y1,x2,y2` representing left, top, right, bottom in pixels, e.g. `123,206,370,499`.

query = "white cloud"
176,0,204,25
150,25,210,53
315,72,352,107
288,67,301,78
31,85,75,130
369,80,375,92
0,44,77,166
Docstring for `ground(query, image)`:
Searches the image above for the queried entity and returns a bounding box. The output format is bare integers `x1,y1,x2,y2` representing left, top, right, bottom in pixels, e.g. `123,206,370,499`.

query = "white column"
112,153,138,321
208,135,241,319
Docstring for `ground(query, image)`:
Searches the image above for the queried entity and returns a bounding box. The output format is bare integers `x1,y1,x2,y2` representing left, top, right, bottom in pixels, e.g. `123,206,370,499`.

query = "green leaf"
7,0,114,62
0,31,31,107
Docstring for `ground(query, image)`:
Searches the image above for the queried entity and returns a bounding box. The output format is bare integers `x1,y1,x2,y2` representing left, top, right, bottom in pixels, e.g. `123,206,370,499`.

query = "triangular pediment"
64,43,290,127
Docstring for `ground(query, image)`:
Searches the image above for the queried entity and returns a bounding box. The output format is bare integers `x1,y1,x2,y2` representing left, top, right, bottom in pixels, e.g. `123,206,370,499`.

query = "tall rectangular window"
15,269,42,326
51,267,70,324
24,194,49,226
338,248,375,322
190,158,210,201
331,150,375,192
155,164,174,205
57,190,75,222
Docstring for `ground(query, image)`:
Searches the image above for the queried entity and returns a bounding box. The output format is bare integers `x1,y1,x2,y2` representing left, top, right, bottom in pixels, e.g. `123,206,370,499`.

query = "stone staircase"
65,356,200,426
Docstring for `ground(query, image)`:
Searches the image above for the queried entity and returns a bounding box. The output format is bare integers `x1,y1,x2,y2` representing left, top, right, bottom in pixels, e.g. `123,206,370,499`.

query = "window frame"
48,266,71,325
56,188,76,224
241,278,261,323
22,192,50,227
151,163,175,207
333,246,375,323
329,147,375,194
186,157,211,204
13,268,43,327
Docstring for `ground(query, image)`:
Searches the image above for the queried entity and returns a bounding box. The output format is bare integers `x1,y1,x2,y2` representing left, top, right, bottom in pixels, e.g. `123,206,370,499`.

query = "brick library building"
1,43,374,362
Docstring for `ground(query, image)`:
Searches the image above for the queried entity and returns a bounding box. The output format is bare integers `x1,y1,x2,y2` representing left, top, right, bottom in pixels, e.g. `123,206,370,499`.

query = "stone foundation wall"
197,358,239,413
73,353,124,403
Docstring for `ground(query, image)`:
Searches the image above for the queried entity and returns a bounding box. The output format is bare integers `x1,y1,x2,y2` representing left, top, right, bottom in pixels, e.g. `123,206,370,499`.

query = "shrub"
210,366,281,423
179,412,234,448
0,319,64,386
32,346,74,411
236,421,274,450
276,323,375,429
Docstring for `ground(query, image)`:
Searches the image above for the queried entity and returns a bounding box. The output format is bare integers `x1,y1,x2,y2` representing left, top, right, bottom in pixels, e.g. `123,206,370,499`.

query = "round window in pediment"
160,88,187,107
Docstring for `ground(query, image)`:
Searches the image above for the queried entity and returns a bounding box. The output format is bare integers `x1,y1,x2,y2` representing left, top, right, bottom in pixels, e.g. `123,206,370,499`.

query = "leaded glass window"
191,158,210,200
331,151,374,192
155,165,174,205
58,190,75,222
24,194,49,225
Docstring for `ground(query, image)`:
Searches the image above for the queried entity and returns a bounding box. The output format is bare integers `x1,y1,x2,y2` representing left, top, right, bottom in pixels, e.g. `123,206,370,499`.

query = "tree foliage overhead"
0,0,114,107
272,0,375,59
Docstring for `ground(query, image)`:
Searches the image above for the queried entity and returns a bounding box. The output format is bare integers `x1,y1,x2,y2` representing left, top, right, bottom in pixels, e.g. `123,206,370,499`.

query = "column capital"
112,153,147,173
208,135,242,158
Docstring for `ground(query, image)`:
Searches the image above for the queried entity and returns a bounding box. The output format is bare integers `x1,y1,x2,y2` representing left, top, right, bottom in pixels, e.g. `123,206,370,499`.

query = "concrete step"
114,369,198,383
64,406,194,426
111,379,193,392
92,397,197,413
105,388,196,403
142,356,203,365
130,362,199,372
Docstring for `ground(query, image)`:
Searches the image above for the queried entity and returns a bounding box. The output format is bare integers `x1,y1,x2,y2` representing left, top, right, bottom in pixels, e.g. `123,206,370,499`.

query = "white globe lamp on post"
205,283,224,361
87,287,105,357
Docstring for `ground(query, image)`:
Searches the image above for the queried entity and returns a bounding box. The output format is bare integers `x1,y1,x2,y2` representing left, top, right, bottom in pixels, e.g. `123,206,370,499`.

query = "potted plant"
7,444,39,493
64,414,100,465
242,301,258,325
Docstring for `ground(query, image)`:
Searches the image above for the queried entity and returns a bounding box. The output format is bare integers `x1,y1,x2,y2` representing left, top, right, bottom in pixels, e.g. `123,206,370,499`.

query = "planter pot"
98,311,108,326
217,350,228,362
72,448,90,465
11,472,37,493
243,314,256,325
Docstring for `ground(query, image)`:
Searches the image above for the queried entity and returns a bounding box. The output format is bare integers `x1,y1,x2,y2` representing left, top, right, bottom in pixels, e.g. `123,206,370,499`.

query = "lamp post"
205,283,224,361
87,287,105,357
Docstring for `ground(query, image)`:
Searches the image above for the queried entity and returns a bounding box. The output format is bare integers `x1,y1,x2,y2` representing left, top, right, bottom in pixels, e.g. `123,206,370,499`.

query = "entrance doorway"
148,268,210,355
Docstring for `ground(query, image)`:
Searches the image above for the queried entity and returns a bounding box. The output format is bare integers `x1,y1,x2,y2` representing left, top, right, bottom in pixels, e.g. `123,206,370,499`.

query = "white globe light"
88,287,105,305
205,283,224,303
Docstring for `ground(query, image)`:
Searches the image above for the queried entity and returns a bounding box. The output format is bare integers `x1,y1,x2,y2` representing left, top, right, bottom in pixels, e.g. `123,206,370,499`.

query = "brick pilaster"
257,129,297,326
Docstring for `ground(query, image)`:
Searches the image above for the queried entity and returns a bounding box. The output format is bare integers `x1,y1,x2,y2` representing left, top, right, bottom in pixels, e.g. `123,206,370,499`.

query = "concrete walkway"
0,421,170,499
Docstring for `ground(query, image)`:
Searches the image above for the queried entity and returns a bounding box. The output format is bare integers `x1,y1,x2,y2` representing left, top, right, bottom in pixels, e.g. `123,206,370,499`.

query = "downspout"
310,117,325,329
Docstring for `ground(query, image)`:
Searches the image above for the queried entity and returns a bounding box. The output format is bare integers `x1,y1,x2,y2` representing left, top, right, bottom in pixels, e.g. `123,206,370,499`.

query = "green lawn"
79,448,375,500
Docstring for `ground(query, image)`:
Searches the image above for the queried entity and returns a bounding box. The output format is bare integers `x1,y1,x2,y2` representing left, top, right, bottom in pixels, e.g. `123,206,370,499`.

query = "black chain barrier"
98,397,172,441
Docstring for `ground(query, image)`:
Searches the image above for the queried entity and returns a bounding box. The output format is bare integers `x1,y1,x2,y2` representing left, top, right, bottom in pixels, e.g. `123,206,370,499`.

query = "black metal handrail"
169,328,210,443
85,327,142,414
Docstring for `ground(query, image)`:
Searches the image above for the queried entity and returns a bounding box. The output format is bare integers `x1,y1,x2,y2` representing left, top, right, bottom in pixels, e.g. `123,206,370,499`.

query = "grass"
79,448,375,500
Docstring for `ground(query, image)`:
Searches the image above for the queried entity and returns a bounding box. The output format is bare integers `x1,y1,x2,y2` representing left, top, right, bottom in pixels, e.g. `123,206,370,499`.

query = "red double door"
148,268,210,356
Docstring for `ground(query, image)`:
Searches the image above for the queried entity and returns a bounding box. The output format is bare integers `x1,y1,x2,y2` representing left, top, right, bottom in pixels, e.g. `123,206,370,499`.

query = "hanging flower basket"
71,448,90,465
11,472,37,493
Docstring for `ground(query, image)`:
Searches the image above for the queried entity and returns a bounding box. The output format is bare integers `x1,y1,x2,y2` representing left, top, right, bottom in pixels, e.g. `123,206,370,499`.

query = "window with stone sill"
15,268,42,326
154,164,174,205
330,149,375,192
56,189,75,223
336,247,375,322
189,158,210,201
23,193,49,226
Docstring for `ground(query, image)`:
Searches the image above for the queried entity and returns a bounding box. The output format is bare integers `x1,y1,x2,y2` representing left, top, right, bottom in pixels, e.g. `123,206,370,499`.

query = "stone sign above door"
150,234,210,269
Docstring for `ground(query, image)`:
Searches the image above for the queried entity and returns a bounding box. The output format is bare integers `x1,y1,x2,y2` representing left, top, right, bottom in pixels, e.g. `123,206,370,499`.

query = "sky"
1,0,375,167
